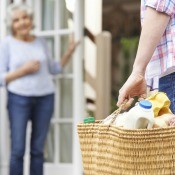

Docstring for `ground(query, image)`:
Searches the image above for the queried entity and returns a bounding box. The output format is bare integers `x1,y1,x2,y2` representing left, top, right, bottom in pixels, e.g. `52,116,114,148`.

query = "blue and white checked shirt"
141,0,175,90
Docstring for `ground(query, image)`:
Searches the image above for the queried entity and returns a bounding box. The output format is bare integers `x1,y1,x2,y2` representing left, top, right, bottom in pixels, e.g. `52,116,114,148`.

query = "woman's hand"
5,60,40,84
19,60,40,75
117,71,147,108
60,34,80,67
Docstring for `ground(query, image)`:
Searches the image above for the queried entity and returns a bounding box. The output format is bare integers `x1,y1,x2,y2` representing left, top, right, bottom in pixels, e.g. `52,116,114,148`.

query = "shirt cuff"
55,61,63,73
146,0,175,16
146,76,159,91
49,60,63,75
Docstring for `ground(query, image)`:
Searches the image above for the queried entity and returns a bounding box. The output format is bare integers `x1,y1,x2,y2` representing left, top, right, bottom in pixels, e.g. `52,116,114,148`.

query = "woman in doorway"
0,3,79,175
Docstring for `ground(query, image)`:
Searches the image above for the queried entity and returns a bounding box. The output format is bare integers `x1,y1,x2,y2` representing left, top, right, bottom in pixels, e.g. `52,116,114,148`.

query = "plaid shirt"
141,0,175,90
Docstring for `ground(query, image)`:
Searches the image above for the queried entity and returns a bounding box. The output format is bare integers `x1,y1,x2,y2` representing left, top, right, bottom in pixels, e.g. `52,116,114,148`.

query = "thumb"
117,93,126,107
121,98,134,110
138,94,147,101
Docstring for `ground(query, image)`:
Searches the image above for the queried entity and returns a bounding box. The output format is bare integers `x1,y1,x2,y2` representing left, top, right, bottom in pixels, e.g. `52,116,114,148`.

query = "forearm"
60,50,73,67
5,69,26,84
133,7,170,74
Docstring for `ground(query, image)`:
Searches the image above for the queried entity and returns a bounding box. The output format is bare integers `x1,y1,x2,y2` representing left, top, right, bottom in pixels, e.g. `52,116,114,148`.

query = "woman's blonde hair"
6,3,34,32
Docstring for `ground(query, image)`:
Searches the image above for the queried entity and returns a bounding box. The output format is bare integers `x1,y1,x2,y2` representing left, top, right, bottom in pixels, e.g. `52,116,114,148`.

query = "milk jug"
123,100,155,129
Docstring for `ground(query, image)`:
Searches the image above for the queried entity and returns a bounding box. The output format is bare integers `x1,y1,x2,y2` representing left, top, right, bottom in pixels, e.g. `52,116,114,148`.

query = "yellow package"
146,92,172,117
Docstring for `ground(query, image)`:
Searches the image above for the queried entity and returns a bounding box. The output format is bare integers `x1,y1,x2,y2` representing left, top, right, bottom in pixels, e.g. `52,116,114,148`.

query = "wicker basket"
78,107,175,175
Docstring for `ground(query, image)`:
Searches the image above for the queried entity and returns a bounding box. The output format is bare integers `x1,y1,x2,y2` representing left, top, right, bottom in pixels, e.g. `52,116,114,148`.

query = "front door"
0,0,84,175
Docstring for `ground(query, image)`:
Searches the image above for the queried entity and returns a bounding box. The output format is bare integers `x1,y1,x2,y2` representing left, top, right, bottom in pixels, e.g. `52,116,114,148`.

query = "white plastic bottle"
123,100,155,129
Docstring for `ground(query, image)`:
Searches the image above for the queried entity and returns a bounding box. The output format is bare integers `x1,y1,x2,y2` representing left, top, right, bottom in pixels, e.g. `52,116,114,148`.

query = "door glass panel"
42,0,55,30
45,123,73,163
59,124,72,163
60,79,73,119
45,123,54,163
42,0,73,30
41,0,74,169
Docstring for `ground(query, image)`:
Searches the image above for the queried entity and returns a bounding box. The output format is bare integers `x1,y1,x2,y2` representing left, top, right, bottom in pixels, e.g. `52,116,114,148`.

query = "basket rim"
77,120,175,133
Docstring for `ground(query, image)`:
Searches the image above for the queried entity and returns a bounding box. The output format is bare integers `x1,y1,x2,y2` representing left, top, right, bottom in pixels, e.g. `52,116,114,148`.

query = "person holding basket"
117,0,175,113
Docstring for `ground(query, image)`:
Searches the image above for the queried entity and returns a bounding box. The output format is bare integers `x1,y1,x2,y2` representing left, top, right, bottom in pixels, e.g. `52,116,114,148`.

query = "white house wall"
84,0,102,106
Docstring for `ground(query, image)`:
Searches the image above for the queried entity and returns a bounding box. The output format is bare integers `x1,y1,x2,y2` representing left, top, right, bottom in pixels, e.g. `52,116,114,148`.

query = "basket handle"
101,99,128,125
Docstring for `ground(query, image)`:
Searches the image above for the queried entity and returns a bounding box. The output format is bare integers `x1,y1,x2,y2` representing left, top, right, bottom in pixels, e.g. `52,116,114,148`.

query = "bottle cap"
84,117,95,124
139,100,152,109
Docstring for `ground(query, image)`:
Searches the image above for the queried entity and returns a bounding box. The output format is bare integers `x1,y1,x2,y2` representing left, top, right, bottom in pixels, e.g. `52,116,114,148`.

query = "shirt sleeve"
146,0,175,16
0,39,9,86
40,38,63,75
47,59,63,75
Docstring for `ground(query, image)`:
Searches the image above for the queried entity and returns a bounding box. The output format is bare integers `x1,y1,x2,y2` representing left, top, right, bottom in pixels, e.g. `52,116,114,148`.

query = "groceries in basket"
83,116,95,124
123,100,154,129
103,100,155,129
147,92,175,128
102,92,175,129
78,91,175,175
146,92,172,116
169,117,175,126
153,113,175,128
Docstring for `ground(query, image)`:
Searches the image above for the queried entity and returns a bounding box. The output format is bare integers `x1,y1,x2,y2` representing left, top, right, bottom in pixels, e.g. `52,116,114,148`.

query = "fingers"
138,94,147,101
117,93,146,107
33,60,40,65
117,91,134,110
117,92,126,107
117,87,128,107
140,94,147,98
117,93,147,108
28,60,40,73
121,98,134,110
21,60,41,75
117,92,147,111
33,61,40,72
34,64,39,69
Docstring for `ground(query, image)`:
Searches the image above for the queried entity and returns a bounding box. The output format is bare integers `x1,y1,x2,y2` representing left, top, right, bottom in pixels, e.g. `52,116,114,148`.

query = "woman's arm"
0,38,40,85
5,60,40,84
117,7,170,107
60,37,80,67
47,36,80,75
133,7,170,74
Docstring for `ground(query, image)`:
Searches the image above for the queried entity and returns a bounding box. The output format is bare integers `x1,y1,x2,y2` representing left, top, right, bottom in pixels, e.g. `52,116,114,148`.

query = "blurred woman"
0,3,79,175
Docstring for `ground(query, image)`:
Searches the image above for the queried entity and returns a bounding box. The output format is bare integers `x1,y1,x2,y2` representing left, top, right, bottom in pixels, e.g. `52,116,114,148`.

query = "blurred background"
0,0,140,174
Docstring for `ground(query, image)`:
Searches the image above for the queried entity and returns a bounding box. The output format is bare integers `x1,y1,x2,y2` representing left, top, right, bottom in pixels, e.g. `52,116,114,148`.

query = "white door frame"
72,0,84,174
34,1,84,174
0,0,9,174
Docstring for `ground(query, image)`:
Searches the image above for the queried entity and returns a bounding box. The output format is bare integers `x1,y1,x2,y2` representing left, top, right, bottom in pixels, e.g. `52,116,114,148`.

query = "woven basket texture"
78,121,175,175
